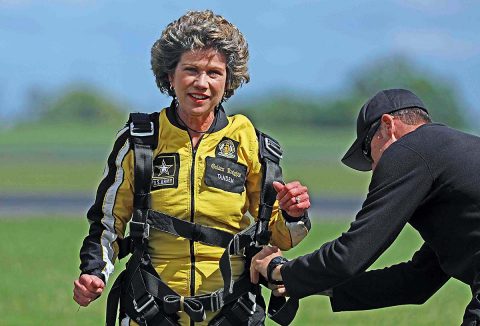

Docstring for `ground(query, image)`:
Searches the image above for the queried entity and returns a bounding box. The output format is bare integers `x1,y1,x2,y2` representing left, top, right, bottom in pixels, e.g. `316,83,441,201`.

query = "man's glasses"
362,119,381,162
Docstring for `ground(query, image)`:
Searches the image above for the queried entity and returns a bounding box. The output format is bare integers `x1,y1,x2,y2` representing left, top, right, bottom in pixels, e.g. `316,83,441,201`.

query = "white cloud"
393,29,480,60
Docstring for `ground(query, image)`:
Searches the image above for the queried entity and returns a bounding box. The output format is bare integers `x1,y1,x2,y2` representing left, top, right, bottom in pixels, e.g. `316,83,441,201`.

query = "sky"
1,0,479,121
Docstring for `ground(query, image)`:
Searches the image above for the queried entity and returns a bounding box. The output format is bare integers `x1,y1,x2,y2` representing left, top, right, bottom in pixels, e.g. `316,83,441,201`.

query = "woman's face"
169,48,227,119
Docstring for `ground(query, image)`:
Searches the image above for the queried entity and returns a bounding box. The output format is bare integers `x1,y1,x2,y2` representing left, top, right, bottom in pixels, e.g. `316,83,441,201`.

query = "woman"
73,10,311,325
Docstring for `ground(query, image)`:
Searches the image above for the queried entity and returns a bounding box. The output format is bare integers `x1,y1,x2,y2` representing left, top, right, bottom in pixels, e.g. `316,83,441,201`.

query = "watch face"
272,256,287,265
272,256,284,264
268,256,287,285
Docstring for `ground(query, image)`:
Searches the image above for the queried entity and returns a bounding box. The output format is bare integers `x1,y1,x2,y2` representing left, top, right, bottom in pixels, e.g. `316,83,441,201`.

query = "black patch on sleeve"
152,153,180,189
205,156,247,194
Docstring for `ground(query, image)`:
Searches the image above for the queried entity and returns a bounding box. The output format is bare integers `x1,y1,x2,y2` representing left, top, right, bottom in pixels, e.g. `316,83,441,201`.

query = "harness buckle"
233,234,240,255
130,121,154,137
210,289,224,312
133,294,157,314
239,292,256,316
130,221,150,239
264,137,283,159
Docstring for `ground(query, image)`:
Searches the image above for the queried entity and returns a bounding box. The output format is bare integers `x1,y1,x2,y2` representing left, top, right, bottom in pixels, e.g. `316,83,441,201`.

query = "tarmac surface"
0,193,363,219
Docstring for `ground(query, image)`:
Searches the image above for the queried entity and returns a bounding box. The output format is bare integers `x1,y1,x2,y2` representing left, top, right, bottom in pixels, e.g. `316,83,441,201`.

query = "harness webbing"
147,210,233,249
106,112,299,326
255,129,283,246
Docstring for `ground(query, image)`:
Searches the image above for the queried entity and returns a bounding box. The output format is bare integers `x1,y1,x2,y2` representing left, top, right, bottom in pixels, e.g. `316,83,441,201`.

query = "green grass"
0,122,114,194
0,217,470,325
0,123,370,195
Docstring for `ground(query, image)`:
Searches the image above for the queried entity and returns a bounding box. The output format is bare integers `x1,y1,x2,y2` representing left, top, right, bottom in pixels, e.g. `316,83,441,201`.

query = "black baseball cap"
341,89,428,171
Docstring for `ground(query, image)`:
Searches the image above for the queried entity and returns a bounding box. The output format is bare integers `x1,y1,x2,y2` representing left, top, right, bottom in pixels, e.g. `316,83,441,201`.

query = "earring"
220,92,227,103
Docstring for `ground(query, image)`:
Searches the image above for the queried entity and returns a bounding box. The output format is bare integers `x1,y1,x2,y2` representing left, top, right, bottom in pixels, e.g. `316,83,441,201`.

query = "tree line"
21,56,470,130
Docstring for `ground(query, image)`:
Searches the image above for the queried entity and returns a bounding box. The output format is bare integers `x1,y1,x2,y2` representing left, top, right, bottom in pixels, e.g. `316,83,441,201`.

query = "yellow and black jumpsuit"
79,103,310,325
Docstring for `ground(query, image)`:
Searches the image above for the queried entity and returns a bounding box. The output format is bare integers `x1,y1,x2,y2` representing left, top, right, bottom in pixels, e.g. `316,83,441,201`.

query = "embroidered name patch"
216,137,239,161
204,156,247,194
151,153,180,189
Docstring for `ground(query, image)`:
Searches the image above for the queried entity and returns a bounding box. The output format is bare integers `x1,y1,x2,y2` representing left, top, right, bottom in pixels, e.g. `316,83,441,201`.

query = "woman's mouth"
189,93,209,101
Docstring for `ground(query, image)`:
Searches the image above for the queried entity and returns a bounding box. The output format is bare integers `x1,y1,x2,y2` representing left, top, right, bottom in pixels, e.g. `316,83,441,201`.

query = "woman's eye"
208,70,221,77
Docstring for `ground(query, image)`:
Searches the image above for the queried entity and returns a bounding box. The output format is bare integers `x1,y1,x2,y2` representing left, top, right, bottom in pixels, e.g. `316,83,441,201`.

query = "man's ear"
381,114,396,138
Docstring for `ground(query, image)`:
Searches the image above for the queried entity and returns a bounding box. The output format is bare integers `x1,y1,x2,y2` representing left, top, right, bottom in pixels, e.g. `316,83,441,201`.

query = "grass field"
0,122,370,196
0,217,470,325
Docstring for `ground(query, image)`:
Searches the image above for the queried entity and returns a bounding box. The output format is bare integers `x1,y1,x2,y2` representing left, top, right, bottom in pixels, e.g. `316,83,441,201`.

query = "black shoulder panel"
255,128,283,164
128,112,160,149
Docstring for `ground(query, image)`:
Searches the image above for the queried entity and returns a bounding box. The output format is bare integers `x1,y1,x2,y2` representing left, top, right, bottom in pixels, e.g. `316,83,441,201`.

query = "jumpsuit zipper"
189,140,200,326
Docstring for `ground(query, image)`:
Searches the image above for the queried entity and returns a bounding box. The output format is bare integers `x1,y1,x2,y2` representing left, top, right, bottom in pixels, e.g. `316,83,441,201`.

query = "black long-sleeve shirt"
281,123,480,310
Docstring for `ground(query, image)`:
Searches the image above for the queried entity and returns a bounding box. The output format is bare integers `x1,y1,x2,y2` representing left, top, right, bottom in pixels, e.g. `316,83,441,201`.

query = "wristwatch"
267,256,288,285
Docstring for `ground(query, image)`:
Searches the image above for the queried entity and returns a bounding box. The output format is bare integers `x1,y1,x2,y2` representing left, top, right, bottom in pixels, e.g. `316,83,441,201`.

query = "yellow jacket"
80,103,309,325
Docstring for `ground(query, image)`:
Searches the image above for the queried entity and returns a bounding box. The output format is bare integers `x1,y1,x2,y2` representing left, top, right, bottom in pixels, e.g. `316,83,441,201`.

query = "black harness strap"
130,112,155,209
148,206,258,306
106,113,299,325
106,113,161,326
254,130,301,326
219,131,284,297
219,224,257,295
106,270,126,326
147,210,233,249
255,129,283,246
267,295,299,326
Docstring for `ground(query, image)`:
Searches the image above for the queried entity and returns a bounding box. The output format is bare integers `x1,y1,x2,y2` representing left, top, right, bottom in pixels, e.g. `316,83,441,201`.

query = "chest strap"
147,210,234,249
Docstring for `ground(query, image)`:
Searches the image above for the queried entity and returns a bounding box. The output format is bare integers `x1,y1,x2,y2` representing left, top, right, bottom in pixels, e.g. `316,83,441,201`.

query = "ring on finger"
295,196,301,204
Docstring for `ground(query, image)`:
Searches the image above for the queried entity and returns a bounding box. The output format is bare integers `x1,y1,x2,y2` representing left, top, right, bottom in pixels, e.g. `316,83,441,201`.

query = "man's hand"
250,246,282,284
273,181,310,218
73,274,105,306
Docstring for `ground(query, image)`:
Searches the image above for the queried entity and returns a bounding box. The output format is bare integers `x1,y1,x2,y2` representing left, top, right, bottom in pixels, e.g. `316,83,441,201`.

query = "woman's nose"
194,72,208,88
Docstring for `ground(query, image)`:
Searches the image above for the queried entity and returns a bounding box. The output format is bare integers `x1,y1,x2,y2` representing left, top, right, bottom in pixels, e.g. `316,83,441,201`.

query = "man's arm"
330,243,449,311
279,143,435,298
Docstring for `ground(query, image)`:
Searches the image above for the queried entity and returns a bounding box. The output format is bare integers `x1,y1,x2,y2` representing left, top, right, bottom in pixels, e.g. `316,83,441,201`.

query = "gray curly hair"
151,10,250,100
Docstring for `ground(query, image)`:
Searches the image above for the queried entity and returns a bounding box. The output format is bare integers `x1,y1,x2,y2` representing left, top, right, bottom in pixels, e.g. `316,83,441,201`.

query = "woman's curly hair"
151,10,250,100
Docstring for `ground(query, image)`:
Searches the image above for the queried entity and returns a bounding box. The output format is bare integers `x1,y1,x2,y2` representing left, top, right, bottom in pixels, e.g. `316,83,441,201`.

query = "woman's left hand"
273,181,310,218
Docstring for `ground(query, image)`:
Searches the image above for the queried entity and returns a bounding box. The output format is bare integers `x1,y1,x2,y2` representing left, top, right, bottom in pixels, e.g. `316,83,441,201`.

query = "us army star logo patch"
152,153,180,189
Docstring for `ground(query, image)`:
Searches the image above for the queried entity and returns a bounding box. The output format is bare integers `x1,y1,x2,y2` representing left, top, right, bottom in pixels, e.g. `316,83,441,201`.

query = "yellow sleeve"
80,125,135,282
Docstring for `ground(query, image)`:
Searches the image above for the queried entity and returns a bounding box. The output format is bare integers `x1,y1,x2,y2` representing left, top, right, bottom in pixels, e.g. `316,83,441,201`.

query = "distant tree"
237,55,469,129
340,55,468,128
37,84,127,124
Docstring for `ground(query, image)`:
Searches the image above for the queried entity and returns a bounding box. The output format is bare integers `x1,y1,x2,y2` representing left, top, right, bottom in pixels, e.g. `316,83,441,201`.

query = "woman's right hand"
73,274,105,306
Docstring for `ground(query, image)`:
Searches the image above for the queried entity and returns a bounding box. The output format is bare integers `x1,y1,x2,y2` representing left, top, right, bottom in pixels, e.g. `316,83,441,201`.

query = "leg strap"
106,270,126,326
219,224,257,295
208,289,266,326
120,262,254,323
267,294,299,326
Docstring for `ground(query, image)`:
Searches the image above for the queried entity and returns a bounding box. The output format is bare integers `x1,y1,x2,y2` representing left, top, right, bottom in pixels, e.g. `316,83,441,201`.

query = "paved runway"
0,193,363,219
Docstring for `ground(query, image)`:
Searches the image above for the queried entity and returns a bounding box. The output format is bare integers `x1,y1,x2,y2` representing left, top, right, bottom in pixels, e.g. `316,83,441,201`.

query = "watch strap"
267,256,288,285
